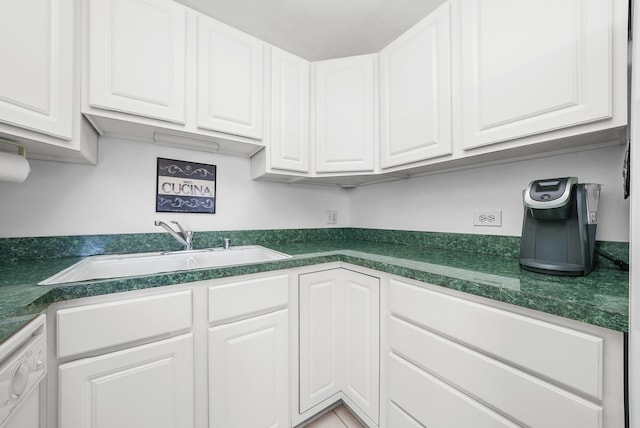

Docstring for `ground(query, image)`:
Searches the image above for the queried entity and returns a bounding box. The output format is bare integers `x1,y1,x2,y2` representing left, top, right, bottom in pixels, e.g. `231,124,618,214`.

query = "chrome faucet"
154,220,193,251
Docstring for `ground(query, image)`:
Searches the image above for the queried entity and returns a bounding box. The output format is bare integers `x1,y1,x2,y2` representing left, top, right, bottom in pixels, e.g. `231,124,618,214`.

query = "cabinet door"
197,15,264,139
209,310,289,428
379,2,452,169
342,270,380,423
87,0,187,124
59,333,194,428
299,269,380,423
299,270,345,412
268,47,310,173
313,55,377,173
0,0,73,139
460,0,614,150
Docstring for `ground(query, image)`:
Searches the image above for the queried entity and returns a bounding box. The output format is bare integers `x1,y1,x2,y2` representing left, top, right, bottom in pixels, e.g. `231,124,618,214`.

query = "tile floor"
304,404,365,428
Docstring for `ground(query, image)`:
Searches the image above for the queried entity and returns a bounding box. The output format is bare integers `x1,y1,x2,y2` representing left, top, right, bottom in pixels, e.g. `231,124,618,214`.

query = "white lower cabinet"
381,276,626,428
298,268,380,426
208,273,290,428
59,333,194,428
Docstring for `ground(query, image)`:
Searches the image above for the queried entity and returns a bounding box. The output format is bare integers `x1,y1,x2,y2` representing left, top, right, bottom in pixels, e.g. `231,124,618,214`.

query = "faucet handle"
171,220,188,235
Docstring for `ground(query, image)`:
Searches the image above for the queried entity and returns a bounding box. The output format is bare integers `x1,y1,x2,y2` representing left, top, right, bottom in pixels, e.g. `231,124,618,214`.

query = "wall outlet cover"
473,211,502,227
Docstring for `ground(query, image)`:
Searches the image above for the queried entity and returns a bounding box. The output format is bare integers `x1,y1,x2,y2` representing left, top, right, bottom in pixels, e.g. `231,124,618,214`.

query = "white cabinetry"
379,1,452,169
298,268,379,426
0,0,97,163
208,274,289,428
87,0,187,124
56,290,195,428
313,55,377,174
197,15,264,139
82,0,265,156
251,47,310,180
459,0,627,151
381,276,625,428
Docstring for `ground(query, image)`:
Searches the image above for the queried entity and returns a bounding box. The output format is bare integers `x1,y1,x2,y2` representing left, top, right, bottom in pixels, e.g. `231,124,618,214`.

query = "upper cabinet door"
268,47,310,173
379,2,452,169
197,16,264,140
313,55,377,173
87,0,187,124
0,0,73,139
461,0,615,150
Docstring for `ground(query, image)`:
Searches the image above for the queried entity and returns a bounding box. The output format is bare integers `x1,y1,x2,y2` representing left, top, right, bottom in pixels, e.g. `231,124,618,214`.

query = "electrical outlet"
326,210,338,224
473,211,502,227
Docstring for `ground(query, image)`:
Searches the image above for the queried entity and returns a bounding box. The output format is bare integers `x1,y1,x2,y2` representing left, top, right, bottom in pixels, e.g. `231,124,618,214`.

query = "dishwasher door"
0,315,47,428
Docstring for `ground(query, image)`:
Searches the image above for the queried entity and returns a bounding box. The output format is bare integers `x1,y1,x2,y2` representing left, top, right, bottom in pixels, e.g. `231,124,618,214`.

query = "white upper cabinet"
197,15,264,139
313,55,377,173
87,0,187,124
460,0,624,150
379,2,452,169
0,0,97,164
0,0,73,139
267,47,310,173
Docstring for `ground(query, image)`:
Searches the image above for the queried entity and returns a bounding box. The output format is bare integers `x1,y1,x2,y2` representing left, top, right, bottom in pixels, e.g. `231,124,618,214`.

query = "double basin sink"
39,246,292,285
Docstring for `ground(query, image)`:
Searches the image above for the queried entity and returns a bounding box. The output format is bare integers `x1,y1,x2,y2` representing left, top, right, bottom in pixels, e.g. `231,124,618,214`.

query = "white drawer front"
208,274,288,324
389,316,602,428
389,278,603,399
388,353,519,428
57,290,192,359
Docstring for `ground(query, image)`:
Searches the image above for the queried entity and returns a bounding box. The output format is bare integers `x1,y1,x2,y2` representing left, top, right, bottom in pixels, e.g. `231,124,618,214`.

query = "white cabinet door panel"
379,2,452,168
59,333,194,428
390,316,602,428
87,0,187,124
197,16,264,139
388,353,519,428
461,0,614,150
343,271,380,422
299,270,344,412
314,55,377,173
0,0,73,139
209,310,289,428
268,47,310,173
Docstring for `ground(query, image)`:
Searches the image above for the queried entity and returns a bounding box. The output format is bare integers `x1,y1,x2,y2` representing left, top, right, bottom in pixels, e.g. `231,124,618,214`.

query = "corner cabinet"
196,15,264,139
459,0,627,151
312,55,378,174
0,0,97,164
379,1,452,169
298,268,380,426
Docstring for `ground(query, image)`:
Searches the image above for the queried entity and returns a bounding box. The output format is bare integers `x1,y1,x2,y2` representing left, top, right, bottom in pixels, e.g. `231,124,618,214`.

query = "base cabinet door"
299,268,380,424
59,333,194,428
208,309,289,428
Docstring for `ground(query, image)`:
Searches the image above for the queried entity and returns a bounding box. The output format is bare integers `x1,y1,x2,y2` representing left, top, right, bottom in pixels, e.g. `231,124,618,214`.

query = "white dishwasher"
0,315,46,428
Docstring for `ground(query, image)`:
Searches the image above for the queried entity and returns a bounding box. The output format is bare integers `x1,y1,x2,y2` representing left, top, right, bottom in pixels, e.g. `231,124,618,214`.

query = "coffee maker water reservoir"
519,177,601,276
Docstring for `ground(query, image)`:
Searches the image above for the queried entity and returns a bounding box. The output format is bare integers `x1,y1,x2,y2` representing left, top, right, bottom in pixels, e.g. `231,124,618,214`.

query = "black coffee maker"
519,177,601,276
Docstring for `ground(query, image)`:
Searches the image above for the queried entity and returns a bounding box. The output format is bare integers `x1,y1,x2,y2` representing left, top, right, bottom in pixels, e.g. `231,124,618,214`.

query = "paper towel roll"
0,151,30,183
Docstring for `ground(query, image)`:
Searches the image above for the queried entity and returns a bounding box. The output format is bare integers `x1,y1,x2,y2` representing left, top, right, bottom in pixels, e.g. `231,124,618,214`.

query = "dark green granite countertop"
0,232,628,344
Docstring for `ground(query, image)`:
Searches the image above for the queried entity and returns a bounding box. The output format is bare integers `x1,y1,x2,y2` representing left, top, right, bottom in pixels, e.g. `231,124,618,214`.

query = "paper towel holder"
0,138,26,158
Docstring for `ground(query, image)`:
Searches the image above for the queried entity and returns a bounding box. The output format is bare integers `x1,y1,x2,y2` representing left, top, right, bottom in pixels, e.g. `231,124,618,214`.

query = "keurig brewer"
519,177,601,276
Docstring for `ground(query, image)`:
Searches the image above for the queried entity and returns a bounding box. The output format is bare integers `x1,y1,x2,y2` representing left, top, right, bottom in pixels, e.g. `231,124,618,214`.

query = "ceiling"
175,0,446,61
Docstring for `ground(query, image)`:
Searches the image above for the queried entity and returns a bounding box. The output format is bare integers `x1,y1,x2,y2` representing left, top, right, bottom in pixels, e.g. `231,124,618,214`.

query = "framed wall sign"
156,158,216,213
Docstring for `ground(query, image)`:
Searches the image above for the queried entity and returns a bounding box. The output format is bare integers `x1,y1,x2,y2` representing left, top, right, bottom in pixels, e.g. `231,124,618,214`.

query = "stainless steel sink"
39,245,291,285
